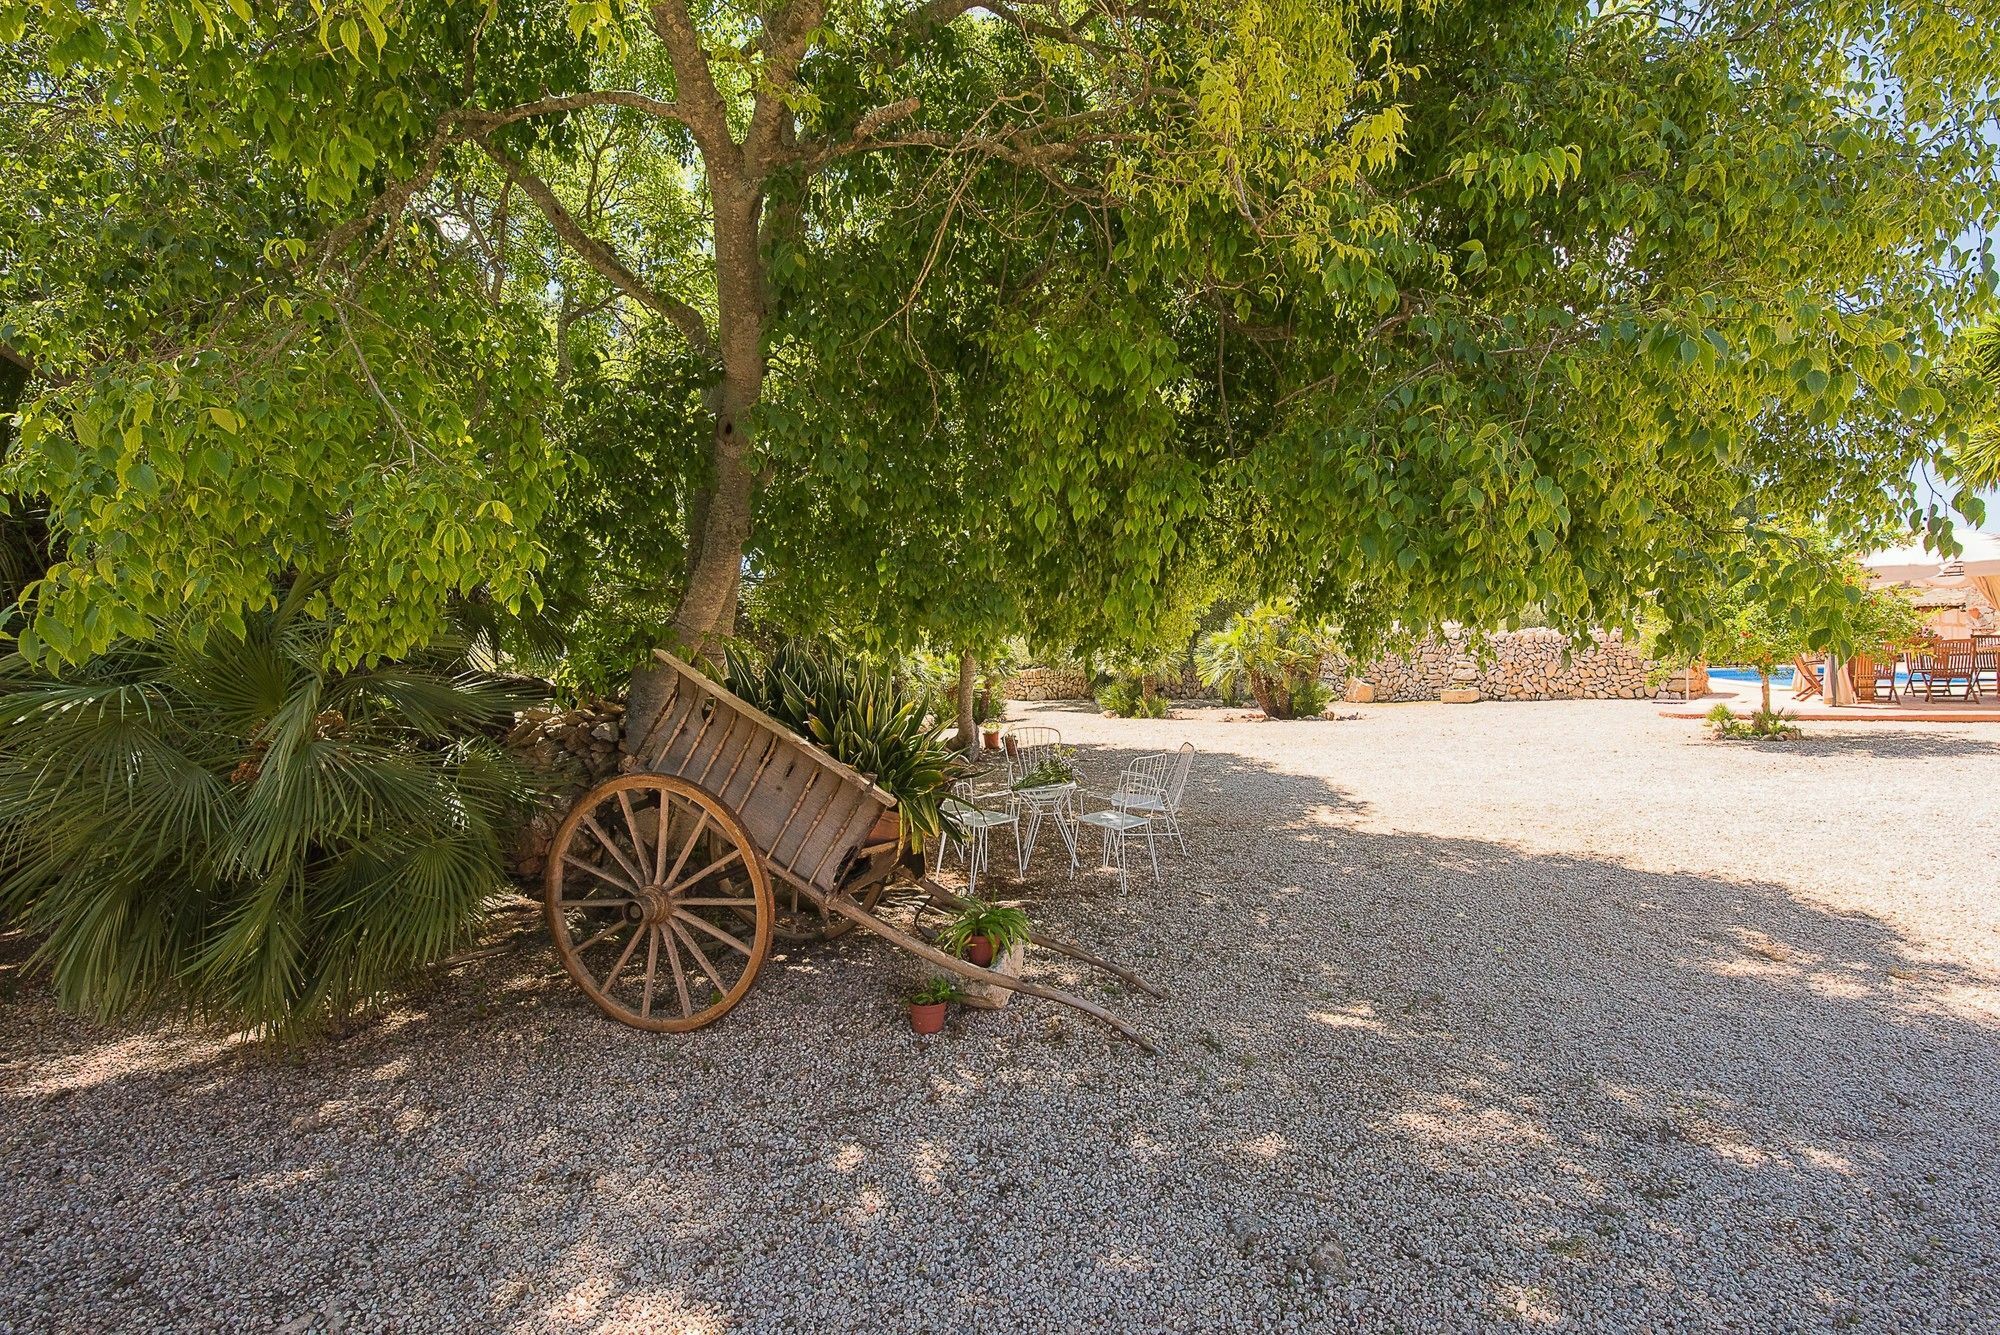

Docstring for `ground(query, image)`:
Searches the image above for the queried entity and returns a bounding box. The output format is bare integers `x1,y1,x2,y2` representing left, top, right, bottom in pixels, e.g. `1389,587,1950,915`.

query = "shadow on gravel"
3,730,1998,1332
1775,730,2000,760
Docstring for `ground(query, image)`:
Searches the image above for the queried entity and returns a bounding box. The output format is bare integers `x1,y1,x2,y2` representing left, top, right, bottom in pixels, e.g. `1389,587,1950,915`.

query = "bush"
1288,677,1333,718
722,639,962,852
1705,702,1802,740
0,599,544,1037
1096,676,1169,718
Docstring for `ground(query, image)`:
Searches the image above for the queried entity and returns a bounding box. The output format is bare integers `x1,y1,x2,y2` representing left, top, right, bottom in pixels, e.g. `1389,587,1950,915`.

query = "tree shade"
1,1,1996,699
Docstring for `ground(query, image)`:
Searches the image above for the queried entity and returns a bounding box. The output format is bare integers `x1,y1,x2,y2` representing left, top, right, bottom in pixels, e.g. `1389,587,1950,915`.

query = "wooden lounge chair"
1906,648,1939,701
1975,637,2000,697
1938,641,1981,701
1791,656,1823,700
1868,656,1899,703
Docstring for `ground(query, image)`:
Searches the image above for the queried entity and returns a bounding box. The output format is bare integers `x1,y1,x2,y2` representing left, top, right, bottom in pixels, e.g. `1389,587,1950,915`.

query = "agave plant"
0,593,544,1036
722,639,961,852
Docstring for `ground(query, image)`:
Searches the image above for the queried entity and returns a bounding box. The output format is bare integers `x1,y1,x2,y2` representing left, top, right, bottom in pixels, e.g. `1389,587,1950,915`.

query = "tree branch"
648,1,741,167
481,142,719,365
455,91,690,132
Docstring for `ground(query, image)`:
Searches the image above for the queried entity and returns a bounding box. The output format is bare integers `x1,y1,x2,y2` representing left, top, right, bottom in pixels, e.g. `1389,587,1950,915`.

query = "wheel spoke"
556,896,634,910
652,794,673,883
675,896,759,908
675,908,754,956
639,924,662,1019
661,809,711,889
581,814,650,887
664,923,693,1017
562,852,639,894
574,915,636,956
598,921,646,993
671,919,729,991
617,790,651,868
666,847,744,896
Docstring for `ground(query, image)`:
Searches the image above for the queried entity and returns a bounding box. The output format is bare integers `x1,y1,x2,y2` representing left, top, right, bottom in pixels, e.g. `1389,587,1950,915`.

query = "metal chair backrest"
1007,732,1068,787
1121,750,1173,797
1163,742,1195,809
1007,725,1061,753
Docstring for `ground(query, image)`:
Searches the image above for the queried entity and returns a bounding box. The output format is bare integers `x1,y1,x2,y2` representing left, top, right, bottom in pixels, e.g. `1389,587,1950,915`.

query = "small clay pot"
982,728,1003,750
908,1001,948,1035
964,934,994,968
1003,735,1020,757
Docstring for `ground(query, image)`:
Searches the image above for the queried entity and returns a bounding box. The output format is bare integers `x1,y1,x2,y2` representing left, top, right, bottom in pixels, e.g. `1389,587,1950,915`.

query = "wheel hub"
634,884,676,926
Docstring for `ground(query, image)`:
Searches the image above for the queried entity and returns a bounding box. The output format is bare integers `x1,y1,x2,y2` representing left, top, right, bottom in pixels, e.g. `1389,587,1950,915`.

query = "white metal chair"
938,779,1022,896
1073,802,1158,896
1005,729,1080,870
1110,742,1194,856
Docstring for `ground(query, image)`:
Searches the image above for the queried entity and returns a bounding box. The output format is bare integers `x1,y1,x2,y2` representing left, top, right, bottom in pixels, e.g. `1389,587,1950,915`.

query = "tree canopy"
2,0,1997,698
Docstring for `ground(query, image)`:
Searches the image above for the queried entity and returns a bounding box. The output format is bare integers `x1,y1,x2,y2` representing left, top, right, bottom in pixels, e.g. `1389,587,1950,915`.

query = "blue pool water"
1708,666,1797,687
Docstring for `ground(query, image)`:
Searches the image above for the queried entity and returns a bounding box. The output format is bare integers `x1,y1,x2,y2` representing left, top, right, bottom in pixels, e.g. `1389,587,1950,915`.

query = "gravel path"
5,700,1999,1333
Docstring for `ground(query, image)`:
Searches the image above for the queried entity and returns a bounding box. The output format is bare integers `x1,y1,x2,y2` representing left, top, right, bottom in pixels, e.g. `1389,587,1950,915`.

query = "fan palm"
0,592,544,1036
1196,600,1337,718
1956,321,2000,489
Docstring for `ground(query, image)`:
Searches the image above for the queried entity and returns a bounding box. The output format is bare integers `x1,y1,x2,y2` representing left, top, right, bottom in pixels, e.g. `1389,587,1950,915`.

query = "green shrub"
0,598,544,1037
1096,676,1169,718
723,639,962,851
1288,678,1333,718
1705,702,1802,740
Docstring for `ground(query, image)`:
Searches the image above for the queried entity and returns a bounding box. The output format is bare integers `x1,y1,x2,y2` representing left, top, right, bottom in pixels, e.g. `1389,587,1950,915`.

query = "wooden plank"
807,793,881,888
778,781,854,874
644,685,703,774
649,649,898,809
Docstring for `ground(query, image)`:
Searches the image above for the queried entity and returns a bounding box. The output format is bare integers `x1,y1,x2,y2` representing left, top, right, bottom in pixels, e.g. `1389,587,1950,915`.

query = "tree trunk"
952,651,978,752
1760,671,1772,716
629,179,765,751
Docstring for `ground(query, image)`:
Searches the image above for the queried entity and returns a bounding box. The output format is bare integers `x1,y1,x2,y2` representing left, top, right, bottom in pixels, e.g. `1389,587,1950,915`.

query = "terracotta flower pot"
1003,735,1019,757
964,934,994,968
982,728,1003,751
908,1001,948,1035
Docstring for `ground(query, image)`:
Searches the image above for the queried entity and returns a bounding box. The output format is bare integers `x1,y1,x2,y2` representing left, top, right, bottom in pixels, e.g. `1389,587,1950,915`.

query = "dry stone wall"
1328,628,1665,702
1001,667,1092,700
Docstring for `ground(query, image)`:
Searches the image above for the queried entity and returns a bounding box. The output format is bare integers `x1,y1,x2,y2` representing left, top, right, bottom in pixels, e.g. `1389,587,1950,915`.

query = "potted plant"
981,720,1005,751
1009,750,1080,793
906,977,960,1034
939,899,1033,969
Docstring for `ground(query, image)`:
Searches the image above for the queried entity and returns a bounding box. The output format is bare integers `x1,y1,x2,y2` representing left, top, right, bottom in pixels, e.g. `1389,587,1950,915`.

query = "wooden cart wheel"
544,774,774,1032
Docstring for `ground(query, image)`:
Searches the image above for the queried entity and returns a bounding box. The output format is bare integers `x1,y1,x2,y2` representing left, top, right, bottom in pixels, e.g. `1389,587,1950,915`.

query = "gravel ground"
5,700,1999,1334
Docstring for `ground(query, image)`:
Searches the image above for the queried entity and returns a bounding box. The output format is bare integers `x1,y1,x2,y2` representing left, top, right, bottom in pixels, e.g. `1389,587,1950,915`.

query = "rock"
589,722,619,742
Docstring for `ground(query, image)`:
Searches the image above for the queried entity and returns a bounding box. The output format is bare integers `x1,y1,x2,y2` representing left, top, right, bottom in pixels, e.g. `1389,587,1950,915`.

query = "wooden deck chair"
1791,656,1823,700
1975,637,2000,697
1938,642,1980,701
1867,655,1900,703
1905,648,1939,701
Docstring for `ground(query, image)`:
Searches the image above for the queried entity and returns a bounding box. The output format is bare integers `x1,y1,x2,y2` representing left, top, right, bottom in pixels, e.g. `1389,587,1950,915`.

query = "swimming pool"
1708,666,1797,687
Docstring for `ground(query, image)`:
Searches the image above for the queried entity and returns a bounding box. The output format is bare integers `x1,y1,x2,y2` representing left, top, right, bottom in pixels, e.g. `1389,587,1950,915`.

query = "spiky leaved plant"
722,639,961,852
0,592,544,1037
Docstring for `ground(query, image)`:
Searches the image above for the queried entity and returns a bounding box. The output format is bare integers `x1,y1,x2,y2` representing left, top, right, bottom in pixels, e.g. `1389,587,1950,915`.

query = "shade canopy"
1860,531,2000,584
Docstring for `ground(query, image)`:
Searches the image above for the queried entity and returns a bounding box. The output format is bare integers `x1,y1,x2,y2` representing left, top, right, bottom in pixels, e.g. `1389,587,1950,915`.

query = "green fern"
0,595,545,1037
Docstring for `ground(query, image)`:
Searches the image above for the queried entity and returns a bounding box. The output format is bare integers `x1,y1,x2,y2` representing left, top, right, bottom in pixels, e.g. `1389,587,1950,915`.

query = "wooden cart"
543,650,1157,1049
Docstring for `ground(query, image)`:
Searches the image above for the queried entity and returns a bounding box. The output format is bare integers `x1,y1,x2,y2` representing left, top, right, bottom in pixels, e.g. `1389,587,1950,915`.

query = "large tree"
2,0,1997,726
